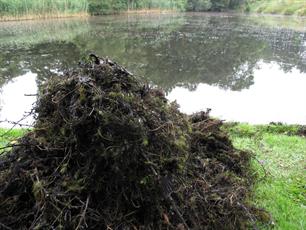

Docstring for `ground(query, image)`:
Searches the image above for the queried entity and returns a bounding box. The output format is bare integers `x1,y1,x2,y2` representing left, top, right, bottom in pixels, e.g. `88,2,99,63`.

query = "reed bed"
0,0,88,20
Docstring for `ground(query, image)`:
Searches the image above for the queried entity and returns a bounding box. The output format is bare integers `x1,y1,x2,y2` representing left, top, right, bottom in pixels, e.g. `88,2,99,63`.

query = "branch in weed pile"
0,108,35,138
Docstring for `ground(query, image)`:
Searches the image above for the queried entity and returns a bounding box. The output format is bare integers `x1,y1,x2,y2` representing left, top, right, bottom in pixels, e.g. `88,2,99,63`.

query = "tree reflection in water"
0,13,305,123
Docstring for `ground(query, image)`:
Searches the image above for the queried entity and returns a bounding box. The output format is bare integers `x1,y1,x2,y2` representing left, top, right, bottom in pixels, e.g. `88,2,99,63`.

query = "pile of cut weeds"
0,55,258,229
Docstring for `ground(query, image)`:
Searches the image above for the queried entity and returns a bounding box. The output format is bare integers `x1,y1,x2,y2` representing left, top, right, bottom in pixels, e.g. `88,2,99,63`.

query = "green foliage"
0,0,186,19
224,123,301,138
187,0,211,11
0,0,88,18
187,0,245,11
210,0,230,11
0,0,305,17
186,0,306,14
87,0,114,15
228,0,245,9
87,0,187,15
247,0,306,16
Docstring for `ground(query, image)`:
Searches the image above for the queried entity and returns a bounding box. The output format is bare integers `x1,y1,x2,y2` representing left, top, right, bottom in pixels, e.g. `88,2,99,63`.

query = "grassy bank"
1,124,305,229
0,128,28,149
0,0,184,21
1,0,305,21
224,123,306,229
247,0,306,16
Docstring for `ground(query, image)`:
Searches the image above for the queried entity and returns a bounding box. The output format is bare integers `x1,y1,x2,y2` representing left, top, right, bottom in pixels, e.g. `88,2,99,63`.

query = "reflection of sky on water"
1,62,305,127
0,14,305,126
0,72,37,127
167,62,306,124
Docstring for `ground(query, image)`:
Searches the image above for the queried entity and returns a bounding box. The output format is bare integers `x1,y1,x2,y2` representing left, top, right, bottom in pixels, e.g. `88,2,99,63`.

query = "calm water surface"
0,13,305,127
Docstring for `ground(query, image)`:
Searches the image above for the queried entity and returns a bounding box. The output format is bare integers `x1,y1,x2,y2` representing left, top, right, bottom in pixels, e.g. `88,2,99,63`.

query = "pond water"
0,13,305,127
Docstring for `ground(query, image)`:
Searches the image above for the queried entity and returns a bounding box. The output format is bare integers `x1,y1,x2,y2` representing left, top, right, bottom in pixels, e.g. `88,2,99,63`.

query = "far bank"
0,0,305,22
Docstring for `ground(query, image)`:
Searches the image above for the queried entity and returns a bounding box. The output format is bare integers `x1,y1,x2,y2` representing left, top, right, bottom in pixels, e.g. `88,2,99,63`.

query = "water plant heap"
0,55,256,229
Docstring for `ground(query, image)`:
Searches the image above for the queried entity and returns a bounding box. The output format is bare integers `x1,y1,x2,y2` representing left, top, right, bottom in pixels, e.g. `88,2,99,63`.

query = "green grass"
1,124,305,229
225,123,306,230
0,128,28,149
248,0,306,16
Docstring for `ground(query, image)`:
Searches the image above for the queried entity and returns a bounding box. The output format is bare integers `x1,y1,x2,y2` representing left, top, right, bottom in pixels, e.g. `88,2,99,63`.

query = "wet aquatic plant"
0,55,261,229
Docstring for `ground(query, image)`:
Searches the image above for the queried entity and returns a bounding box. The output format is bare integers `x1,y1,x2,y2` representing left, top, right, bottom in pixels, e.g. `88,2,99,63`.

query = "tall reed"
0,0,88,20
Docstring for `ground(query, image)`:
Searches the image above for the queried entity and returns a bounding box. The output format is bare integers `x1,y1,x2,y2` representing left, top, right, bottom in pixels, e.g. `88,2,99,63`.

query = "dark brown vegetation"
0,55,258,229
298,126,306,137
